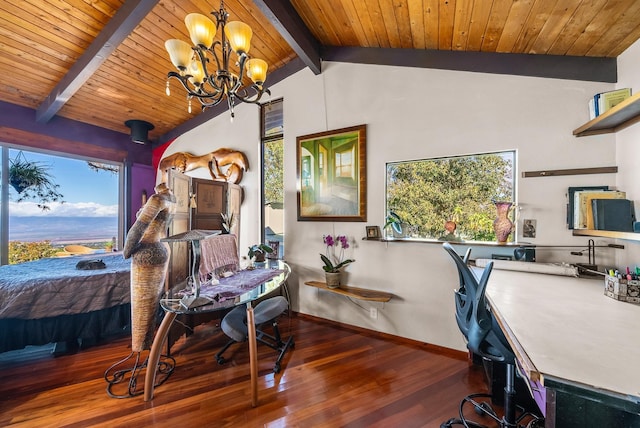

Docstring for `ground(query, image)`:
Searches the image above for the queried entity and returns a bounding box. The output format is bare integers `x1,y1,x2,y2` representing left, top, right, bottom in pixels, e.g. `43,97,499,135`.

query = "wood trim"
322,46,618,83
573,229,640,241
294,312,469,360
0,127,127,162
522,166,618,178
486,295,540,383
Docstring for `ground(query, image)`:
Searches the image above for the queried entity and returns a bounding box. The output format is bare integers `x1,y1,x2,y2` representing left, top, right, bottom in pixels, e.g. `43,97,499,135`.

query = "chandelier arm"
207,41,224,74
168,72,226,101
234,85,270,104
196,93,227,111
227,53,248,95
193,47,211,80
167,72,199,96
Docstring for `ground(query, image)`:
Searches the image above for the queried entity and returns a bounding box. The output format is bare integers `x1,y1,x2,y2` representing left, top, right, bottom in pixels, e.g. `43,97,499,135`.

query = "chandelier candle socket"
164,0,269,118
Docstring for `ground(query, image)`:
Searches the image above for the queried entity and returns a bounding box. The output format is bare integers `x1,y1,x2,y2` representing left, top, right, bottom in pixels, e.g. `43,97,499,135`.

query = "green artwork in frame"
296,124,367,222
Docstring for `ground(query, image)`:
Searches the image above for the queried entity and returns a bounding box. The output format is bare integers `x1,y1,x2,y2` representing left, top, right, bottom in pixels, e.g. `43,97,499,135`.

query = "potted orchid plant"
320,234,355,288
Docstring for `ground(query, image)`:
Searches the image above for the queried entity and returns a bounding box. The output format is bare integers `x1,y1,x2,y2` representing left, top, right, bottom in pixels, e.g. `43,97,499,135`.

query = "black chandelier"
164,0,270,119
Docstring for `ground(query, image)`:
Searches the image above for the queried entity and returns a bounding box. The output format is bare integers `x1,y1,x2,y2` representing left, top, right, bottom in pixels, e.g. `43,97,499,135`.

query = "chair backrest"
199,234,240,281
442,243,514,364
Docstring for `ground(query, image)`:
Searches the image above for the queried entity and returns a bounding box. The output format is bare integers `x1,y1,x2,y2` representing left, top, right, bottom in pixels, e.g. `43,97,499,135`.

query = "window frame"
385,149,517,243
0,144,124,265
259,98,284,256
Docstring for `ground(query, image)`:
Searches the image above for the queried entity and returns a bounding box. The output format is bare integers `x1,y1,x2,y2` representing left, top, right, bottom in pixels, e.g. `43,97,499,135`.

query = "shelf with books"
573,229,640,242
573,91,640,137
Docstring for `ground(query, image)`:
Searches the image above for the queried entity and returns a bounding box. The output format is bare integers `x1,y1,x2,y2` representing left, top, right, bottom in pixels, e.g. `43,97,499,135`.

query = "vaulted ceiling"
2,0,640,145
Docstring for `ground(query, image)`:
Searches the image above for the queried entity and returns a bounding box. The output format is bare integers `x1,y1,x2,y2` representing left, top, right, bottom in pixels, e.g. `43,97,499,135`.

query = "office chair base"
215,319,294,373
440,392,543,428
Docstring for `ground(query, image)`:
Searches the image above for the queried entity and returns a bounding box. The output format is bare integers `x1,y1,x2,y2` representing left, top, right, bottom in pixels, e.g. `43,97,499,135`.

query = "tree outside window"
386,151,515,242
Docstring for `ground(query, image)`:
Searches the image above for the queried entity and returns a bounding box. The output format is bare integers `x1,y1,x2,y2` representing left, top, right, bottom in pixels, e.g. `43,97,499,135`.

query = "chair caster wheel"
216,356,226,365
273,363,281,373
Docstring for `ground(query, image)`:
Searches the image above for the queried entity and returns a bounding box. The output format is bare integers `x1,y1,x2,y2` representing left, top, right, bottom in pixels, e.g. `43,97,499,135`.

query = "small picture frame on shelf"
366,226,380,239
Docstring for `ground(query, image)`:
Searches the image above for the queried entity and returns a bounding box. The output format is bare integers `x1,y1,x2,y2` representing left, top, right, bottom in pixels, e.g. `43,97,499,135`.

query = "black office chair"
441,243,543,428
215,296,294,373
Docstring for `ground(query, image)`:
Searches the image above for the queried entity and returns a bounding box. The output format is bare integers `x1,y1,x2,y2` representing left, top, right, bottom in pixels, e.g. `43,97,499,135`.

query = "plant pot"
325,272,341,289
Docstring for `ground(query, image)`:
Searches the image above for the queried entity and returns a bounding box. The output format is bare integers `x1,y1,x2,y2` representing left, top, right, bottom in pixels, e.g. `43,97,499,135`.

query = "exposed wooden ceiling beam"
252,0,322,75
35,0,159,123
323,47,617,83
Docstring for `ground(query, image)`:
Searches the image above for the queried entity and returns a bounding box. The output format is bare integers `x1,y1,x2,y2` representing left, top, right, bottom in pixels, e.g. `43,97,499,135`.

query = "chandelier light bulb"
185,13,216,48
165,39,192,71
188,60,205,86
246,58,268,85
225,21,252,54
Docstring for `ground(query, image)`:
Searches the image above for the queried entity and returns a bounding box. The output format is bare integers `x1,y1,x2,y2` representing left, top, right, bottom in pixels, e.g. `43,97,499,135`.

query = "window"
260,99,284,258
1,146,121,264
385,150,515,242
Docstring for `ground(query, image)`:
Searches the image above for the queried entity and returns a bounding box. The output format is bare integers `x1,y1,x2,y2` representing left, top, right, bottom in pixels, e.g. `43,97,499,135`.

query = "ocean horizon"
9,216,118,244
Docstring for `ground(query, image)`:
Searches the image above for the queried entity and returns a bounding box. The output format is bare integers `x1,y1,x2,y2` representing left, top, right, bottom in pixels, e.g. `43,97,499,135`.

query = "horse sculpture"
159,148,249,185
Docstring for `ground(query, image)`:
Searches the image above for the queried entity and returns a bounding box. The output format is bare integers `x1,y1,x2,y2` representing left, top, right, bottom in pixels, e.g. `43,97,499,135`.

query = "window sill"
362,237,530,247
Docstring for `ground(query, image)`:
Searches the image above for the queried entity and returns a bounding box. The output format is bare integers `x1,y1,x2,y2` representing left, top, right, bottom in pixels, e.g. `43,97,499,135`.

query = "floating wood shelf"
573,92,640,137
522,166,617,178
304,281,393,302
573,229,640,242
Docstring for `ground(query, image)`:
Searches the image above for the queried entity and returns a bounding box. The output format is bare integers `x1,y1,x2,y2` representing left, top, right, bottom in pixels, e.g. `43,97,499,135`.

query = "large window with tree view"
385,151,515,242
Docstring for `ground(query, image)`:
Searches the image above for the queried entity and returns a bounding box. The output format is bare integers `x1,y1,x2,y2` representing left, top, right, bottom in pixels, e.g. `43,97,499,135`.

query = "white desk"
486,269,640,426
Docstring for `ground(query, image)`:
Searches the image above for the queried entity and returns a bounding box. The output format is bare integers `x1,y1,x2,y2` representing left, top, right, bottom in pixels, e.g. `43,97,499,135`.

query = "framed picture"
267,240,280,259
296,124,367,221
366,226,380,239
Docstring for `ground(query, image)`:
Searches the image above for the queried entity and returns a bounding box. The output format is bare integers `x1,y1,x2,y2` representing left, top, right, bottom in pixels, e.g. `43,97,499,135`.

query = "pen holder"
604,273,640,304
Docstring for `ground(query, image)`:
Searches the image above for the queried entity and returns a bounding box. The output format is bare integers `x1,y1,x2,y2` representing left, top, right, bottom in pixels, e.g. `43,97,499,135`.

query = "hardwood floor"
0,314,490,427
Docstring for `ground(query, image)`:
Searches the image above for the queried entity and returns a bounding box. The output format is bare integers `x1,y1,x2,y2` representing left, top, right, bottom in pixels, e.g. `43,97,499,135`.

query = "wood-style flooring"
0,313,490,427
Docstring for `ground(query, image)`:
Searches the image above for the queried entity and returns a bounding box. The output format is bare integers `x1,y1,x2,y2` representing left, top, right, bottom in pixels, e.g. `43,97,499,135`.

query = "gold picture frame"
296,124,367,221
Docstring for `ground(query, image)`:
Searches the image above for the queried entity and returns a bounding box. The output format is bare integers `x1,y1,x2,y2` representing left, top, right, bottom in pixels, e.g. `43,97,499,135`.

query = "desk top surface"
486,269,640,403
161,261,289,314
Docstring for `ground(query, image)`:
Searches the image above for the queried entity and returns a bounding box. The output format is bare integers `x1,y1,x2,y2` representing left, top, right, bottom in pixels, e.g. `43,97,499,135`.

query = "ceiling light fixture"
164,0,270,120
125,119,154,144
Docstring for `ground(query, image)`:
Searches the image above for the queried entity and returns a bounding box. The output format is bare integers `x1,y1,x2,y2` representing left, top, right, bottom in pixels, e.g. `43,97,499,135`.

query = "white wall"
615,39,640,266
165,56,627,351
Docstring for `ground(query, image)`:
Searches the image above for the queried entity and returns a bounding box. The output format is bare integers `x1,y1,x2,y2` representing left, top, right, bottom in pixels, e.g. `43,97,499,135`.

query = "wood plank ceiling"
1,0,639,144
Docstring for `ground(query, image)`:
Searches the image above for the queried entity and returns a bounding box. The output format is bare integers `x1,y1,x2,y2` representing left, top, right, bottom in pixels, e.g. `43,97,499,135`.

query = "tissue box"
604,274,640,304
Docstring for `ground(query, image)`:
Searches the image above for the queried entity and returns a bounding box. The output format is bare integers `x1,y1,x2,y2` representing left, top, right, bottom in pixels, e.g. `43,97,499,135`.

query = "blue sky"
8,149,119,217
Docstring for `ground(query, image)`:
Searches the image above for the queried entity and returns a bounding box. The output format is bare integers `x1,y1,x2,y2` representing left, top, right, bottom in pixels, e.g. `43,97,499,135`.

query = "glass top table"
144,260,290,404
161,260,290,315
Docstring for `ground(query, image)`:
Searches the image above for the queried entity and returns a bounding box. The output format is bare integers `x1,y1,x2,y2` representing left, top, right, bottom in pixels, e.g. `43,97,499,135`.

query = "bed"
0,252,131,354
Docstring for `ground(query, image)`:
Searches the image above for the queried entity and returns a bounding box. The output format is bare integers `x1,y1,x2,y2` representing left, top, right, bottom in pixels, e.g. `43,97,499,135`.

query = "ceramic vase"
493,201,514,244
325,271,341,289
